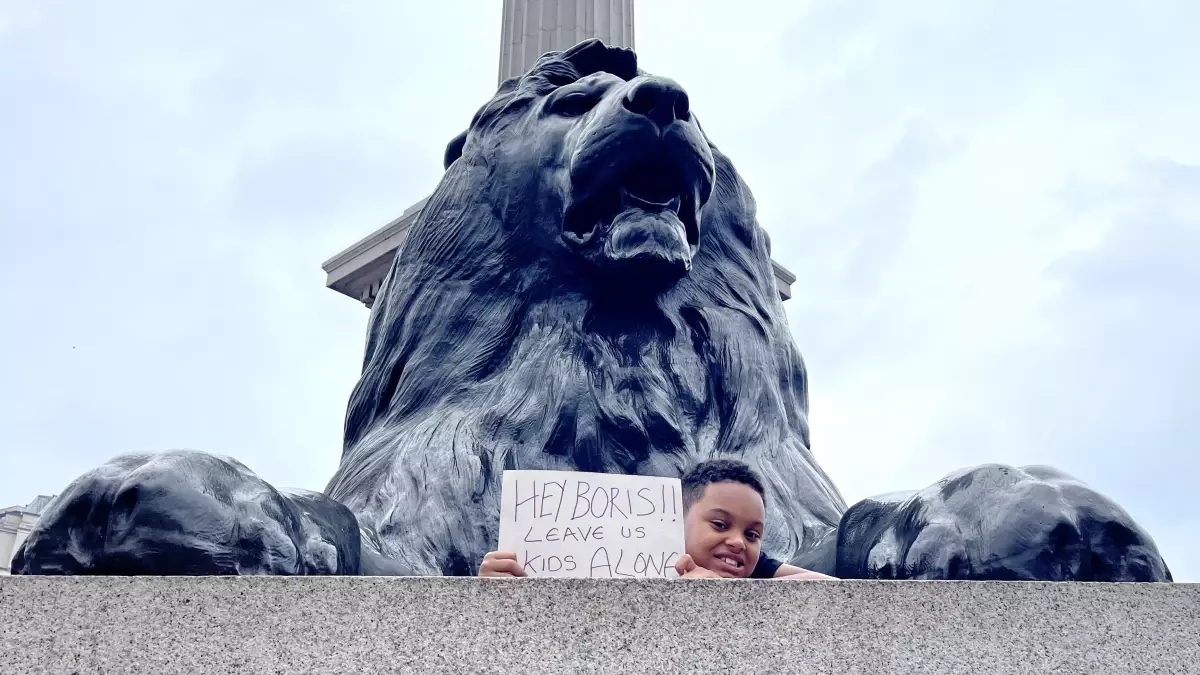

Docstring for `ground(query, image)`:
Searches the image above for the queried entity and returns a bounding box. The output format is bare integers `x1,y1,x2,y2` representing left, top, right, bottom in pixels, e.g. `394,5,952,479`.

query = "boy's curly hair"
681,459,767,513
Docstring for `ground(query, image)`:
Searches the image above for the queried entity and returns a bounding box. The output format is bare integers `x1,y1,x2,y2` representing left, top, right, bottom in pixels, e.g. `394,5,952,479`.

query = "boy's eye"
710,520,727,531
745,531,761,542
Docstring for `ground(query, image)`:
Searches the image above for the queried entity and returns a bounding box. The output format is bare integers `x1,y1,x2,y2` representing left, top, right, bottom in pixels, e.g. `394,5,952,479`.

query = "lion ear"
443,130,468,170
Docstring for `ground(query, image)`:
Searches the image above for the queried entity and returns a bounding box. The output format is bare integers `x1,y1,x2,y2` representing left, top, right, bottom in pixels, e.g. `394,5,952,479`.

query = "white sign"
498,469,685,578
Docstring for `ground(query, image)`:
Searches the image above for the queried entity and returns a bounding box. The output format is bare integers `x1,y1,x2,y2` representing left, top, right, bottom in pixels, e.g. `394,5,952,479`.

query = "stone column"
498,0,635,84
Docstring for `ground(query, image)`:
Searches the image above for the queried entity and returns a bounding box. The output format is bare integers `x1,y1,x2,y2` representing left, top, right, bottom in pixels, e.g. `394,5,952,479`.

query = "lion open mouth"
562,157,701,253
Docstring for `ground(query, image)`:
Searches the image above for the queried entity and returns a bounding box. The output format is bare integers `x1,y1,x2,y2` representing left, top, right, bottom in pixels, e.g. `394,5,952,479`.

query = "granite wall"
2,576,1196,673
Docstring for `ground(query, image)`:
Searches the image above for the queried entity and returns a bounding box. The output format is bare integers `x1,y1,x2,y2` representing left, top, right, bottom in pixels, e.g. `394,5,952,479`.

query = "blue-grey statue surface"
12,40,1171,581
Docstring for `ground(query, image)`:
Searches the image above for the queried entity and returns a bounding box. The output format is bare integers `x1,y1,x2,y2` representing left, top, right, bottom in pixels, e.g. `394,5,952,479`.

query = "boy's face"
683,481,765,578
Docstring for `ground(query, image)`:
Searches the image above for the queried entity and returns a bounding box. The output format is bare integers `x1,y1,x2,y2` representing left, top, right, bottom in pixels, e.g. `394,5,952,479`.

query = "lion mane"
324,40,846,575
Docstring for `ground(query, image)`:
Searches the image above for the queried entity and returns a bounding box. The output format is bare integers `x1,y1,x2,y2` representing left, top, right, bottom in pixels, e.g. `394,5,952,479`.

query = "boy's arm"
774,562,837,580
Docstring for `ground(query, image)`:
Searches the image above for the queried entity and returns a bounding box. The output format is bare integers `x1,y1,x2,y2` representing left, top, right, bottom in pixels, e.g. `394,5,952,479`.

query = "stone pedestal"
2,577,1196,674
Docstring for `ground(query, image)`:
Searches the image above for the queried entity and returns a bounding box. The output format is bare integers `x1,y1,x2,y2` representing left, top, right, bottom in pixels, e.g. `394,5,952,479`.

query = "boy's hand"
674,553,723,579
479,551,526,577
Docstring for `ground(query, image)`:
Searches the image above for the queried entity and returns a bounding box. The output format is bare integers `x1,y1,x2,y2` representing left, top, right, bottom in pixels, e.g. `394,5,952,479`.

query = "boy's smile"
683,480,765,578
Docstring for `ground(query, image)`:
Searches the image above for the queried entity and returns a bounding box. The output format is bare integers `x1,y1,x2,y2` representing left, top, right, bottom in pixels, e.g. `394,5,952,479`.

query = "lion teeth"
620,187,682,211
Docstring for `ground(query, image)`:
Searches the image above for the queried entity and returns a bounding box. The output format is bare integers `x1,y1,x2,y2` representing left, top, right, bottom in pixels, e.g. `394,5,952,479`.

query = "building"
321,0,796,309
1,495,54,575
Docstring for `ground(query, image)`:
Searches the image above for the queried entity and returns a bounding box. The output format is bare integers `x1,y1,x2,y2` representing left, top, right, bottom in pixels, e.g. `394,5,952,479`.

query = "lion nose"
622,76,690,129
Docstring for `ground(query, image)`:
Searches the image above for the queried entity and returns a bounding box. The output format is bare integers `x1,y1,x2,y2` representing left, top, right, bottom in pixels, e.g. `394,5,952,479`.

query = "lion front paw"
834,464,1171,582
12,450,360,575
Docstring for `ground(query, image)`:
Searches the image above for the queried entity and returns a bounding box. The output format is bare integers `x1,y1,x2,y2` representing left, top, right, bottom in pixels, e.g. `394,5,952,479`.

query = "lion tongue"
603,204,691,270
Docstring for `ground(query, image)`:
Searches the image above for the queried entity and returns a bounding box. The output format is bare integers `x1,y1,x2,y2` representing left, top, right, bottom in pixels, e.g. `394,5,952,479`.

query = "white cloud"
648,0,1200,579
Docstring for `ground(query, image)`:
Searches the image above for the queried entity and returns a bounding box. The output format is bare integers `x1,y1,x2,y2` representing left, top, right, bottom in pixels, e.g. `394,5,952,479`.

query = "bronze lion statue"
13,40,1171,581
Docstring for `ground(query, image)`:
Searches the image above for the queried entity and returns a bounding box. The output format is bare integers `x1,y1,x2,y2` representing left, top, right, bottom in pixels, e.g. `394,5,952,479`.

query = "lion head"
440,40,713,291
328,40,846,574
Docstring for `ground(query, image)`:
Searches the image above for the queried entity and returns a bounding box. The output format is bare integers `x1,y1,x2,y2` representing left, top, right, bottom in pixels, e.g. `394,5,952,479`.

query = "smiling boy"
671,459,833,580
479,459,834,580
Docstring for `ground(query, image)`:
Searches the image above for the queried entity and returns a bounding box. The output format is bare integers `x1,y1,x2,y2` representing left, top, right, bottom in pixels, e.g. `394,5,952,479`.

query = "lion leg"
830,464,1171,581
789,529,840,576
12,450,362,575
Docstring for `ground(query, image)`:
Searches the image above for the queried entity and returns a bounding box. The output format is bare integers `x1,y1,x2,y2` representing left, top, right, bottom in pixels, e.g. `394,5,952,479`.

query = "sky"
1,1,1196,580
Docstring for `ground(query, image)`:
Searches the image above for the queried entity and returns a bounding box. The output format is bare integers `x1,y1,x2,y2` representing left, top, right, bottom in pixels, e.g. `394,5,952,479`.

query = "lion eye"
545,72,576,87
549,92,598,117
